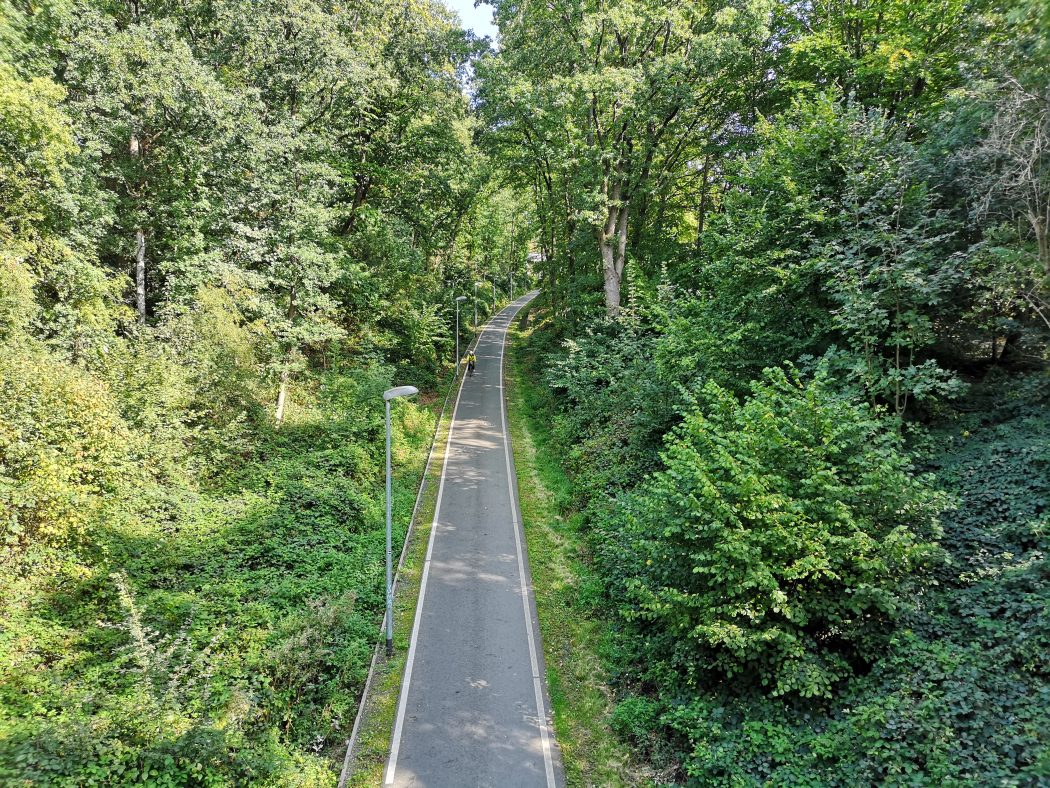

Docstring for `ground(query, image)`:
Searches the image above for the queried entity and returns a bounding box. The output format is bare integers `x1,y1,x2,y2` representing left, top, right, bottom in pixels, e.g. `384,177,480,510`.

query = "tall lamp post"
383,385,419,657
473,281,478,331
455,295,467,376
492,278,496,308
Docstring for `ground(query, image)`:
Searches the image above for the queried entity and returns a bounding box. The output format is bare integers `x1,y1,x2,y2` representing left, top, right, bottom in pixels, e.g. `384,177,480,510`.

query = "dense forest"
488,0,1050,783
2,0,1048,784
1,0,525,782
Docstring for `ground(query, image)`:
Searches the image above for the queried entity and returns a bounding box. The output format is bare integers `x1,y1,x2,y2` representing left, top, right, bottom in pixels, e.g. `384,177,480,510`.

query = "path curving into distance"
385,292,563,788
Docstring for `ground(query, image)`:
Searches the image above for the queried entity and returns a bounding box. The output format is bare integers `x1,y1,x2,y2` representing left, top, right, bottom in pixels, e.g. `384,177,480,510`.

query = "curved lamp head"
384,385,419,401
455,295,467,302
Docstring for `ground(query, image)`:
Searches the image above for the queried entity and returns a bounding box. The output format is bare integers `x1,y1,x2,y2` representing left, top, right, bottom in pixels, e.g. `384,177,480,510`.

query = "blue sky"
444,0,498,41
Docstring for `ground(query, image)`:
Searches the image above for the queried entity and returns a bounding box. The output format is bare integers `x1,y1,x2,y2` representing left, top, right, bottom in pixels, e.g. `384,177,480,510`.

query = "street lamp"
455,295,467,377
492,278,496,307
383,384,419,657
473,281,479,331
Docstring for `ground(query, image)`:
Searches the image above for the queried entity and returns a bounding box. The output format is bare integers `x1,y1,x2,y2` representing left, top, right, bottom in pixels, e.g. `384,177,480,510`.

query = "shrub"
544,315,687,513
613,366,946,697
0,252,36,337
0,340,136,551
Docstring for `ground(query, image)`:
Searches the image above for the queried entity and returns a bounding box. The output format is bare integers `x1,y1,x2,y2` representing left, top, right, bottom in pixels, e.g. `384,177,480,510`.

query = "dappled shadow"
390,296,554,787
392,691,552,787
425,550,522,592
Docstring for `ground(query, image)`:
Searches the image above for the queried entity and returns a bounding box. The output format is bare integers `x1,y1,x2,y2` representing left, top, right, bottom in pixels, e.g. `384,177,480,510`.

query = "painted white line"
339,348,464,788
497,298,558,787
383,305,511,785
384,354,468,785
385,295,553,786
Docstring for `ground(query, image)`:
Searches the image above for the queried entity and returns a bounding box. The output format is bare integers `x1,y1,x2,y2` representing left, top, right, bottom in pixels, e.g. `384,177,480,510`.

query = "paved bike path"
385,292,562,787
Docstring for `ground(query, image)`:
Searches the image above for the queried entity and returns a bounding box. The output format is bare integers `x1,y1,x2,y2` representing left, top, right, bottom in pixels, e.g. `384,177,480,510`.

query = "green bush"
545,319,679,510
0,340,136,550
652,630,1050,786
0,252,36,337
613,366,945,698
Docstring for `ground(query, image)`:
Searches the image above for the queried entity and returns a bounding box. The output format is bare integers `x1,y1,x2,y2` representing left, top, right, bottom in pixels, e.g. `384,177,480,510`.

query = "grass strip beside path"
341,362,460,786
342,308,515,785
506,315,646,788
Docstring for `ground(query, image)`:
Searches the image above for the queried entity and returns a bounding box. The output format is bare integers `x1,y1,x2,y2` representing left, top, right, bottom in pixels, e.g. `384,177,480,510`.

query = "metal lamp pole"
383,385,419,657
492,278,496,307
473,281,478,331
455,295,467,377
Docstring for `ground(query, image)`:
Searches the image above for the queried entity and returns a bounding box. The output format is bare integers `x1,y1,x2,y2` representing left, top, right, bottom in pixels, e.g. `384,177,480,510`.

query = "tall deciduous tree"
482,0,774,315
784,0,981,119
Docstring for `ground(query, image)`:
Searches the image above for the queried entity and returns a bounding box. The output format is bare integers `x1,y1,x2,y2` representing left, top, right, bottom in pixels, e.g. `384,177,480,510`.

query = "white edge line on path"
338,343,461,788
498,296,558,787
341,302,497,786
383,306,499,785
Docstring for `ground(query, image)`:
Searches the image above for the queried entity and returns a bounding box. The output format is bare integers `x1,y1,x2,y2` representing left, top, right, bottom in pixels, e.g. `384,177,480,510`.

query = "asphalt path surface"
385,292,562,787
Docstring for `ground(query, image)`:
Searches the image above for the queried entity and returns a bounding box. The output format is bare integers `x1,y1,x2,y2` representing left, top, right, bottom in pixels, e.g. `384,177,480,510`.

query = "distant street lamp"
492,278,496,307
473,281,479,331
383,385,419,657
455,295,467,377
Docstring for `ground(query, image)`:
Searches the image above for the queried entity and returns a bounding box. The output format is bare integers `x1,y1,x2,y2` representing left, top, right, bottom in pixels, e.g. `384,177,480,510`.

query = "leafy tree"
819,110,966,412
483,0,775,315
63,7,234,324
612,367,945,698
0,340,137,551
784,0,983,119
701,95,968,411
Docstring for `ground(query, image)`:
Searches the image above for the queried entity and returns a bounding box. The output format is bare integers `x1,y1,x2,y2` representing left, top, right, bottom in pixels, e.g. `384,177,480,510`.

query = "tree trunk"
598,182,629,317
275,368,290,423
562,183,578,328
602,251,621,314
275,284,298,425
1030,210,1049,277
695,153,712,251
134,228,146,323
130,131,146,324
342,147,370,234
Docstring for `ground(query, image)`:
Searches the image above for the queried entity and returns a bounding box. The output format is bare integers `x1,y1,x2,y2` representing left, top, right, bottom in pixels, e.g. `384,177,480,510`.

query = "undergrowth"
522,305,1050,786
507,310,649,787
0,362,432,785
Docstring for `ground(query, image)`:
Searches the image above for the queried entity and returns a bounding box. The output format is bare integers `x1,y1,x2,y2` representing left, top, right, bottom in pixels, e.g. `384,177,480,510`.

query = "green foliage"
481,0,776,316
498,0,1049,780
530,283,1049,782
0,339,136,550
0,0,514,781
544,318,680,510
630,374,1050,786
817,113,968,411
0,62,74,235
0,358,433,783
0,254,36,337
2,0,1048,780
784,0,978,119
701,95,977,413
613,367,944,698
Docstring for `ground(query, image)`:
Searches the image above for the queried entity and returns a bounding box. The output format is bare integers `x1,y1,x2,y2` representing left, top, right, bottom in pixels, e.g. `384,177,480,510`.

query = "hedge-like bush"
615,367,946,697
